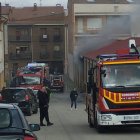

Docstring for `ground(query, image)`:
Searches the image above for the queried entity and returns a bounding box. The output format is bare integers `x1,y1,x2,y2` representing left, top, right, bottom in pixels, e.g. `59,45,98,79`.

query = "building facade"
67,0,140,91
0,4,9,89
4,3,66,85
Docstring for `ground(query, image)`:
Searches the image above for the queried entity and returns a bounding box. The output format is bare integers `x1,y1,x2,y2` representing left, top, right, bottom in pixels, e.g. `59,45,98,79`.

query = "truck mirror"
87,82,91,93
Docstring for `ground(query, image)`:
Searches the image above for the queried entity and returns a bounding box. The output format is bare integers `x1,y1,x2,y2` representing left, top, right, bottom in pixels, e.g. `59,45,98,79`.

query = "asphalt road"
26,91,140,140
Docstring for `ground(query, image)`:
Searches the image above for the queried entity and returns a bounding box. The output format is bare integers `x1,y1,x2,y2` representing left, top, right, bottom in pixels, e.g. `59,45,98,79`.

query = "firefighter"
37,85,53,126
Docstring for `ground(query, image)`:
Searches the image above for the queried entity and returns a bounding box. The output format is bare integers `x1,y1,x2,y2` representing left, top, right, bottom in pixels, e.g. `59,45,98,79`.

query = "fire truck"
10,63,49,93
49,74,64,92
85,40,140,132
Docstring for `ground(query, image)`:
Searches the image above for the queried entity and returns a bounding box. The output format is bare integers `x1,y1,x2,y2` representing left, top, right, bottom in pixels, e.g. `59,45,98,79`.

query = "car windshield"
0,109,10,128
22,76,41,85
101,63,140,88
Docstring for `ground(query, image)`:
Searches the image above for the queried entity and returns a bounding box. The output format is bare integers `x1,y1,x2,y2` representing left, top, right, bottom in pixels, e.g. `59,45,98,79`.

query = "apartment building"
4,3,66,85
67,0,140,90
0,4,9,89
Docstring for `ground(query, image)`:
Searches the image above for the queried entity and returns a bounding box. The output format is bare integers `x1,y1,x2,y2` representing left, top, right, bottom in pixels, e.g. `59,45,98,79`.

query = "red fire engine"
85,40,140,132
49,74,64,92
11,63,49,93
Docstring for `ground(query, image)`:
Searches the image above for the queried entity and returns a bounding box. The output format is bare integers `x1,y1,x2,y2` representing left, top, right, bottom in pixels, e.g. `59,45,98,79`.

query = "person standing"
37,86,53,126
70,88,78,110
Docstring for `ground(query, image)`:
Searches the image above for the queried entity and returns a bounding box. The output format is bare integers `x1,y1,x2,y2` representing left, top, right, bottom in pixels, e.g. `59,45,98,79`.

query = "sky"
0,0,68,8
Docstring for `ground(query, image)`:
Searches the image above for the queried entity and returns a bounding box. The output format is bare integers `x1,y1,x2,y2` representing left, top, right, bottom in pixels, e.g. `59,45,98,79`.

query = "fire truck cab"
85,41,140,132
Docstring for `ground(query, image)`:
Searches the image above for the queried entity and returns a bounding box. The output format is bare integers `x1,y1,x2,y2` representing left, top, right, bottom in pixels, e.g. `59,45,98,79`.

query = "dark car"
0,103,40,140
0,87,38,116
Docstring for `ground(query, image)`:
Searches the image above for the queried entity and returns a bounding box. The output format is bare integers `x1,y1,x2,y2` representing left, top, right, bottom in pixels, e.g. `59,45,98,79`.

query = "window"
77,18,84,33
16,31,21,40
107,15,130,34
16,28,29,40
54,28,60,36
87,18,102,30
53,28,61,42
40,28,47,38
16,47,20,54
16,46,29,54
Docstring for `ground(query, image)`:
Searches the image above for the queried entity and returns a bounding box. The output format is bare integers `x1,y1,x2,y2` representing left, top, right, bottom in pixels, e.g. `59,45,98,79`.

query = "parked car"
0,87,38,116
0,103,40,139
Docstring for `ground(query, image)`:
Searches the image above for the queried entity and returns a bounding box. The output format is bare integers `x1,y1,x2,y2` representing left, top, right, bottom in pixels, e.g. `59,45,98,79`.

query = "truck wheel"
95,110,104,133
88,109,93,128
93,105,96,128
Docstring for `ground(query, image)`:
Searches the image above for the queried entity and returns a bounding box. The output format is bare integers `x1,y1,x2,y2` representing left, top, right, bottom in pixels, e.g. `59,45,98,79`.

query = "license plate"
124,115,140,121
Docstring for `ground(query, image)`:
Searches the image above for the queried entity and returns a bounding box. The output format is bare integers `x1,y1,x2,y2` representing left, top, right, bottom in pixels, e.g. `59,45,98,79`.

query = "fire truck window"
101,64,140,88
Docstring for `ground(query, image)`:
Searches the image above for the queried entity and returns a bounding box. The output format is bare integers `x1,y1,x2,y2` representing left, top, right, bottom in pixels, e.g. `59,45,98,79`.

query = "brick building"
4,3,66,85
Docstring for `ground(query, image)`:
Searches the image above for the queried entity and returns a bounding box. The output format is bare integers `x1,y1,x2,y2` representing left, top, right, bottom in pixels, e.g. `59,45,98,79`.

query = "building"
4,3,66,85
67,0,140,91
0,3,9,89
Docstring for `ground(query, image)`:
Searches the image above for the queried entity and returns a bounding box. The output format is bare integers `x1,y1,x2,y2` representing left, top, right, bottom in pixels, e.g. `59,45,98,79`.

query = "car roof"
0,103,18,109
4,87,32,90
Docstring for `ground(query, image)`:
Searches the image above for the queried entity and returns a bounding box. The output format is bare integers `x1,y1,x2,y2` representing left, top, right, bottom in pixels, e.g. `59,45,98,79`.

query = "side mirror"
87,82,91,94
29,124,40,131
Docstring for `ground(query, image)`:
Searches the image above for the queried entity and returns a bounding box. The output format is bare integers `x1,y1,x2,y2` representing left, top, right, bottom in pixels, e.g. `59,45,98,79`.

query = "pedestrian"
37,85,53,126
70,88,78,110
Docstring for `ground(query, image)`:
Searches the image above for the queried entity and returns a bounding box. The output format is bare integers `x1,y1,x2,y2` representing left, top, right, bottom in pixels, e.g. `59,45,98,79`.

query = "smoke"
74,15,131,65
74,3,140,65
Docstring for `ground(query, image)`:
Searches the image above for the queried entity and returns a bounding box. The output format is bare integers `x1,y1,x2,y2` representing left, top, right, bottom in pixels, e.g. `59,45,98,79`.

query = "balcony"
9,52,32,60
8,35,31,42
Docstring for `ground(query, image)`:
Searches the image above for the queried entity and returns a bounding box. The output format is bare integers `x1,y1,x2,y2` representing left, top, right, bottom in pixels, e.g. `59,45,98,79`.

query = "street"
26,92,140,140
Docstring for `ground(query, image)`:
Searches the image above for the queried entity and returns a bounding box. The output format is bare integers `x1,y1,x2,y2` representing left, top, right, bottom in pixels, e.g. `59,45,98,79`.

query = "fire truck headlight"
101,115,112,121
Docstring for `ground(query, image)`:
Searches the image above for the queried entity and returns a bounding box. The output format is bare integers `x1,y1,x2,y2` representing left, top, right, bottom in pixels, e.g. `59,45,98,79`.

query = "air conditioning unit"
43,35,47,38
